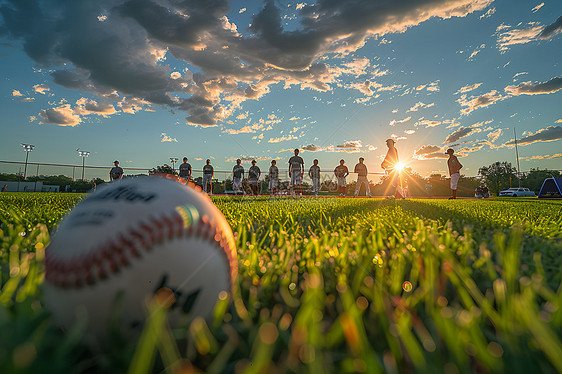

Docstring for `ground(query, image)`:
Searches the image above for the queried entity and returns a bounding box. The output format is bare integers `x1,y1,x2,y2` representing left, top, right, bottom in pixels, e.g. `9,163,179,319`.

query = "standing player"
381,139,401,198
269,160,279,195
334,159,349,197
308,159,321,197
248,160,261,196
232,159,245,195
109,160,124,181
354,157,371,197
178,157,192,181
202,159,214,194
288,148,304,195
446,149,463,199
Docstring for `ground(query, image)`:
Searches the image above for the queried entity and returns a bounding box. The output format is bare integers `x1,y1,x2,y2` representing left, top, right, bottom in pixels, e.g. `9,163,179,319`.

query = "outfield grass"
1,193,562,373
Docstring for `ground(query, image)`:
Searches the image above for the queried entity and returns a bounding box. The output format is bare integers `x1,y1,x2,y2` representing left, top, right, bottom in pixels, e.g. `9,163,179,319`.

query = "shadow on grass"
397,199,562,288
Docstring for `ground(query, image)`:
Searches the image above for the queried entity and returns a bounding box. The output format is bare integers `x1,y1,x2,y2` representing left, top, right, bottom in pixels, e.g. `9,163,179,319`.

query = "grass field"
1,193,562,373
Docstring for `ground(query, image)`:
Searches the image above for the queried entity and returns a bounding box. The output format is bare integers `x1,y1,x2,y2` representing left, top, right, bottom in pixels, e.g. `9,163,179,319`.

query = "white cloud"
268,135,297,143
161,133,178,142
33,84,50,94
495,23,543,52
38,104,82,127
407,101,434,112
458,90,505,115
415,119,441,128
455,82,482,95
12,89,23,97
487,128,502,142
531,3,544,13
389,116,411,126
480,7,495,19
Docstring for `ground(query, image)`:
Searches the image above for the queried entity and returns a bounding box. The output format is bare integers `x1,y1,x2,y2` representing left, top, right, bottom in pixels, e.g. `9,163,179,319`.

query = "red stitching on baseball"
45,209,236,291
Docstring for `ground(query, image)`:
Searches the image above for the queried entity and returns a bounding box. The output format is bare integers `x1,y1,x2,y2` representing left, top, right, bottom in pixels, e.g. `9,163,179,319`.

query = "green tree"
149,164,177,175
522,168,562,193
478,161,517,195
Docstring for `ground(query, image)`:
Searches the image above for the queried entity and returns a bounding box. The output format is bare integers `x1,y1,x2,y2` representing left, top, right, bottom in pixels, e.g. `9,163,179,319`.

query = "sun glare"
396,162,406,171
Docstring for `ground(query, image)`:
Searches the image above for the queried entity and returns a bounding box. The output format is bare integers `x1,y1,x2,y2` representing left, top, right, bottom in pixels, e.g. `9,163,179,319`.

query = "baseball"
43,176,237,337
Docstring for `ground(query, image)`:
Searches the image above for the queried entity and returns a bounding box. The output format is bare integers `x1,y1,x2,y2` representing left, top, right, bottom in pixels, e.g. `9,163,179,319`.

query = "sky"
0,0,561,179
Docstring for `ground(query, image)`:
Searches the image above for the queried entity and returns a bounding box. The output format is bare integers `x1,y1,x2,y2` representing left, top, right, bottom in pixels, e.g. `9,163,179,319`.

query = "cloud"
74,98,117,117
367,145,377,151
504,76,562,96
495,17,561,52
532,3,544,13
538,15,562,39
301,144,327,152
337,140,362,149
413,145,449,160
389,116,411,126
556,119,562,123
444,127,482,143
455,82,482,95
268,135,297,143
458,90,505,114
521,153,562,161
404,129,415,135
407,101,434,112
505,126,562,146
415,119,441,128
223,123,263,134
12,89,23,97
33,84,50,94
0,0,492,127
160,133,178,142
38,104,81,127
468,44,485,60
480,7,495,19
487,128,502,142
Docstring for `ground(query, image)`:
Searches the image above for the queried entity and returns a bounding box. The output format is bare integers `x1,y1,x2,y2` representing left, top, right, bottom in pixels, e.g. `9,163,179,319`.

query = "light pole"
170,157,178,173
78,150,90,180
21,143,35,180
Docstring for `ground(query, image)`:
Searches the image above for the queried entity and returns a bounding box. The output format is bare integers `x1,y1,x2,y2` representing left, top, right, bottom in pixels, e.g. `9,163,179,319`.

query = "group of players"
173,138,406,197
110,137,464,199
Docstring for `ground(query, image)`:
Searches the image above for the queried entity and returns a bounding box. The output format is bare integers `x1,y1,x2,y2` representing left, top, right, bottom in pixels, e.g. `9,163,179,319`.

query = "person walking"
288,148,304,195
202,159,214,194
446,148,463,199
178,157,192,180
381,139,401,198
334,159,349,197
269,160,279,195
354,157,371,197
309,159,321,197
232,159,245,195
109,160,124,181
248,159,261,195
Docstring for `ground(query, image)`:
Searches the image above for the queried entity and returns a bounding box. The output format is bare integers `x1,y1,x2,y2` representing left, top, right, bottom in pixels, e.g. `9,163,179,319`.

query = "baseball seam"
45,209,236,290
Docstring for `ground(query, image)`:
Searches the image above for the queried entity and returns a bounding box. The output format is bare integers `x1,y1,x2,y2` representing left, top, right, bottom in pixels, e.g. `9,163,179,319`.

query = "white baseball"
43,176,237,337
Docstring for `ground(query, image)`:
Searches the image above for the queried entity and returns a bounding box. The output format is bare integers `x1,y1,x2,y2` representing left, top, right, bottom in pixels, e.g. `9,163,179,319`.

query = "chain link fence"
1,160,390,194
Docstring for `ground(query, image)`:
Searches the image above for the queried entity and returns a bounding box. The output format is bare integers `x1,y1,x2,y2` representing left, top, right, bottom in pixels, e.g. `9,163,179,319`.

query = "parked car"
499,187,535,197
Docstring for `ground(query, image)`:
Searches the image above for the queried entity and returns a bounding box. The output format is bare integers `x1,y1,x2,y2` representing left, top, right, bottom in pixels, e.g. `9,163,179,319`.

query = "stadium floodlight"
21,143,35,180
78,150,90,180
170,157,178,173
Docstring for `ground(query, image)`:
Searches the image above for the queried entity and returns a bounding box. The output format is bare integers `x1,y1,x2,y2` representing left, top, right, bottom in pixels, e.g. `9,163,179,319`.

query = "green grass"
1,193,562,373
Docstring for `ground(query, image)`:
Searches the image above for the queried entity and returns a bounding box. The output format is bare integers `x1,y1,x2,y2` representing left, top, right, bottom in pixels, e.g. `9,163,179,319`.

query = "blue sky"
1,0,561,179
